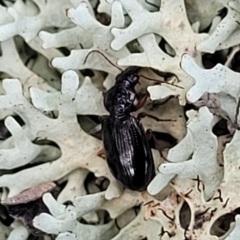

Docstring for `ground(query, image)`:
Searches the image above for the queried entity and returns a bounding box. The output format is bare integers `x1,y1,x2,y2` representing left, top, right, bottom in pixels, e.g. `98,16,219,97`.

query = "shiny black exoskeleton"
102,67,155,191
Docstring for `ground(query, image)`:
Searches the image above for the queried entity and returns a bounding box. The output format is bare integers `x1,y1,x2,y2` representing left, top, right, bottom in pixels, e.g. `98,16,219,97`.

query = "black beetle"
83,50,181,191
102,67,155,191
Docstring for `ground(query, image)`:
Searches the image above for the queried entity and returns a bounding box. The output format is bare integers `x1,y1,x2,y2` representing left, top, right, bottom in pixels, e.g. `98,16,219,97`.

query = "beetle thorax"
114,88,135,115
104,84,135,117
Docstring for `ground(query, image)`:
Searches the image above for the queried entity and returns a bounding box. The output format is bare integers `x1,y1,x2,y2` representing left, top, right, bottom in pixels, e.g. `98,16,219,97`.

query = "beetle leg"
134,95,149,110
97,148,105,159
137,112,176,122
89,124,102,135
146,129,168,162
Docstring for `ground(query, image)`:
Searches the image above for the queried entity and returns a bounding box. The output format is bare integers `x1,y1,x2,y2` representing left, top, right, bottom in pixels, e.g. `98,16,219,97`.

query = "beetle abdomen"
102,116,155,191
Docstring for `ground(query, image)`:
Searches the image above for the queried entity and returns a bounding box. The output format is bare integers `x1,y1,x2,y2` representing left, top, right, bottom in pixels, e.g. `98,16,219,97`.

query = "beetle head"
116,67,140,85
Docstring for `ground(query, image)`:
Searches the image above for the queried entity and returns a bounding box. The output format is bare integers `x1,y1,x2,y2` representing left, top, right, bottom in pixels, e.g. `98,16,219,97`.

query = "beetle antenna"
83,50,183,89
83,50,123,72
138,74,184,89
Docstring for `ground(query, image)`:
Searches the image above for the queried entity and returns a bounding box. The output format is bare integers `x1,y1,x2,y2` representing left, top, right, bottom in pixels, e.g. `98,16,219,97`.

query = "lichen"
0,0,240,239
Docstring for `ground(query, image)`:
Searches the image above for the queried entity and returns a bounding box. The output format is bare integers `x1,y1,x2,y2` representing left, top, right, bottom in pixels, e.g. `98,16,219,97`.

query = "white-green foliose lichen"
0,0,240,239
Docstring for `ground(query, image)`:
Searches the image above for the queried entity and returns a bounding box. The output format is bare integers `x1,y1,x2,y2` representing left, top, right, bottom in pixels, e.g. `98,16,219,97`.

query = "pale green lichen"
0,0,240,239
148,107,223,199
181,54,240,102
